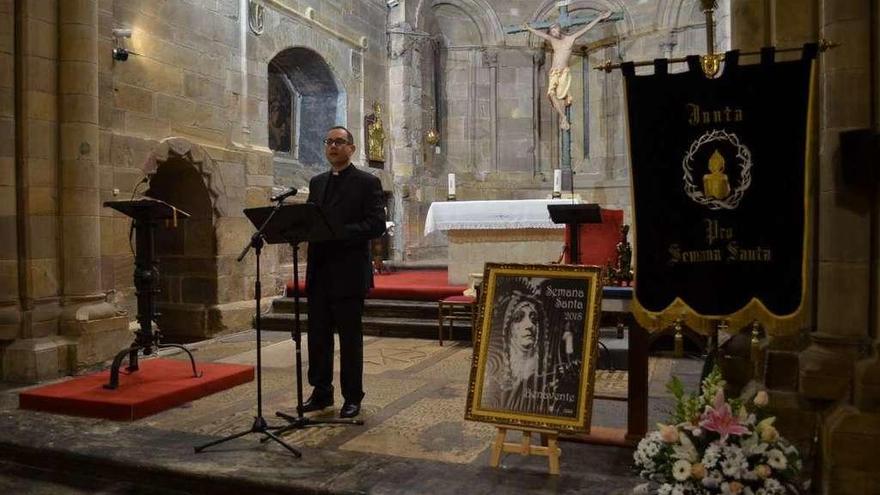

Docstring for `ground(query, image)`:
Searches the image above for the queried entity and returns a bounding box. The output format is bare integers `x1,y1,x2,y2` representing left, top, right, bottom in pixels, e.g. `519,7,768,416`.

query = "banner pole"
700,0,717,56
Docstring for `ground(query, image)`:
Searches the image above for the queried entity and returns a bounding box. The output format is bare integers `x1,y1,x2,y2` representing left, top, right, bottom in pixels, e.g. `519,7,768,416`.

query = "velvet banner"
624,45,818,335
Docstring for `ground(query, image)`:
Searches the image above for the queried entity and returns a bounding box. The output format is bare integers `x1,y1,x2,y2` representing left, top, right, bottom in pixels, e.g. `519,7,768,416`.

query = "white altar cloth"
424,199,572,284
423,199,570,235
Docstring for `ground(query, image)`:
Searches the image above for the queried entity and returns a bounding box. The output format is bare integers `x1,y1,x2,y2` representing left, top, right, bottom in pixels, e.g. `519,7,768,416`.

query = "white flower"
670,485,686,495
672,460,692,481
763,478,784,494
703,444,722,468
721,457,742,477
658,485,672,495
767,449,787,470
631,482,651,494
672,433,699,462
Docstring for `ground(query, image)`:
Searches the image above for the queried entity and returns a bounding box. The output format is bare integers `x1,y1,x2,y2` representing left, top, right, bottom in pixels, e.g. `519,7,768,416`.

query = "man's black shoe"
297,395,333,414
339,402,361,418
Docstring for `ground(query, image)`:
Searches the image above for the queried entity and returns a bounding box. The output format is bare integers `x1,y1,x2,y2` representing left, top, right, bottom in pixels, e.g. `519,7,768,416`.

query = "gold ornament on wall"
367,101,385,163
426,129,441,146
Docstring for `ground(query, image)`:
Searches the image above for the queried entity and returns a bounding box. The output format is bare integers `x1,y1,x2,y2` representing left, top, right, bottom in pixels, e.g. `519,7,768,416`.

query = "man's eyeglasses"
323,138,351,147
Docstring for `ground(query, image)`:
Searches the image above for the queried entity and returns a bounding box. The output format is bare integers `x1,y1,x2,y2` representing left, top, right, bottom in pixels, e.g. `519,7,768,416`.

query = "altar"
424,199,570,284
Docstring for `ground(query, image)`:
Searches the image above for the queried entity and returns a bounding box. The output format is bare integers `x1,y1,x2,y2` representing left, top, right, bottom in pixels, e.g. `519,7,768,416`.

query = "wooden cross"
504,1,622,35
504,2,622,171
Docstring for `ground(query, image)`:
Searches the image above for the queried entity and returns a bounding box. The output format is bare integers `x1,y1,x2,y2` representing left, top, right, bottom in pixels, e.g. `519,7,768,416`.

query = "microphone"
270,187,297,202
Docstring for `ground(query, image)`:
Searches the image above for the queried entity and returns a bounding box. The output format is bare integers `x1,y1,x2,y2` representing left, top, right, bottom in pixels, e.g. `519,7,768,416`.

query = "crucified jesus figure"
523,11,612,130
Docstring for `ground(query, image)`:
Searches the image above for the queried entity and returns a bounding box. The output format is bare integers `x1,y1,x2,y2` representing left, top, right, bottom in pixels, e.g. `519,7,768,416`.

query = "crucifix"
505,1,621,172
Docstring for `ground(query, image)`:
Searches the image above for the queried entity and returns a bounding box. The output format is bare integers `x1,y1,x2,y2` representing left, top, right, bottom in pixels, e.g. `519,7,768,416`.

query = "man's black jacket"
305,164,386,298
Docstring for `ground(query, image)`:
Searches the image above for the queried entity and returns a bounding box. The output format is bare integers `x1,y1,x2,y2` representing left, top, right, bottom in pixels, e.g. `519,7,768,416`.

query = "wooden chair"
437,295,475,346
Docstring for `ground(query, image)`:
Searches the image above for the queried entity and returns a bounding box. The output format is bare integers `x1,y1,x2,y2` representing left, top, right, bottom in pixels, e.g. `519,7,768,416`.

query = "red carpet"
287,270,468,301
19,359,254,421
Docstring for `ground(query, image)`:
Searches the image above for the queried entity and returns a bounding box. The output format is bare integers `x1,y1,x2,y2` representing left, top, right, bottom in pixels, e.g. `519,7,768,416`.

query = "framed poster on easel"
464,263,602,473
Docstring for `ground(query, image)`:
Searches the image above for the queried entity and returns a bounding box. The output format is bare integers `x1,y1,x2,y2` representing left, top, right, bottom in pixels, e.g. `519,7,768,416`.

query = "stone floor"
0,330,704,494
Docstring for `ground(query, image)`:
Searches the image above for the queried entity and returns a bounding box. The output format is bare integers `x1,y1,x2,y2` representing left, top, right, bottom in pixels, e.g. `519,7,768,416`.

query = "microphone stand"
194,199,301,456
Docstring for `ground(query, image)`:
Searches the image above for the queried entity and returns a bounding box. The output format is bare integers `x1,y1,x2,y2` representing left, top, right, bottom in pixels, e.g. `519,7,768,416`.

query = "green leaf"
666,375,685,399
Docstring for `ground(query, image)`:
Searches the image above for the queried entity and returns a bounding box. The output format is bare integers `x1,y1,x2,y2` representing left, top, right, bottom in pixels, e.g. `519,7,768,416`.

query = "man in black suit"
300,126,386,419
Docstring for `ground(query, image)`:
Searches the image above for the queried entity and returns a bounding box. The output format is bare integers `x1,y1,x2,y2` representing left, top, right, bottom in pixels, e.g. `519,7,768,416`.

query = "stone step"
382,260,448,271
272,297,442,320
266,297,628,369
260,312,474,341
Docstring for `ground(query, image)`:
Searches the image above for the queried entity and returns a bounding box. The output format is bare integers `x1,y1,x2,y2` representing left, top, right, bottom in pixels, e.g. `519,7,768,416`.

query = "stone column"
855,0,880,414
730,3,878,491
56,0,127,370
2,0,67,382
799,0,872,400
387,22,425,260
810,0,880,492
0,0,18,342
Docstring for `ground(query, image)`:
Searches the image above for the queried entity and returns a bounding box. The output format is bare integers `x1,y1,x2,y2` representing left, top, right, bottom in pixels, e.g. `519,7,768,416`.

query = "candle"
553,169,562,194
448,173,456,198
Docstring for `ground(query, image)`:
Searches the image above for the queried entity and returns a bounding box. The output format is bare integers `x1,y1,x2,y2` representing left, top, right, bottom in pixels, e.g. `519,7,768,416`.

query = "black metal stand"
194,204,300,456
269,241,363,437
103,201,200,390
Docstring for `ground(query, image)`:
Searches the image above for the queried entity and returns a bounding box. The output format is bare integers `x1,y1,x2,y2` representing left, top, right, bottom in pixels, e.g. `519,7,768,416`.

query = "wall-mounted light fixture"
111,28,132,61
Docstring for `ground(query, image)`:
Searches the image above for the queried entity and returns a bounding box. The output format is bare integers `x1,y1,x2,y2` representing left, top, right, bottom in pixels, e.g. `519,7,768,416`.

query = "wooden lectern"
548,203,602,264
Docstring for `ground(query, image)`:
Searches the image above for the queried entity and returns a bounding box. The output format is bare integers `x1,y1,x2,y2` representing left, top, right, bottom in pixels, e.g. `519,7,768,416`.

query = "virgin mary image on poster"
479,275,586,418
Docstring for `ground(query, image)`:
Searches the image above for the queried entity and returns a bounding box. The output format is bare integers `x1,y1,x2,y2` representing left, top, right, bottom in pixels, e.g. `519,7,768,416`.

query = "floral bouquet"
632,368,805,495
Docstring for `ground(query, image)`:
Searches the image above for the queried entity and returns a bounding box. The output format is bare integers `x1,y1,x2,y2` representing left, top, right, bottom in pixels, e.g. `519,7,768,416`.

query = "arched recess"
268,47,346,187
414,0,506,176
142,138,224,342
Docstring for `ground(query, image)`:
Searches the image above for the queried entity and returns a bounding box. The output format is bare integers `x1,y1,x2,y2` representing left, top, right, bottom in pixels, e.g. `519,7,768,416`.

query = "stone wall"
731,0,880,493
387,0,729,261
101,0,389,340
1,0,390,381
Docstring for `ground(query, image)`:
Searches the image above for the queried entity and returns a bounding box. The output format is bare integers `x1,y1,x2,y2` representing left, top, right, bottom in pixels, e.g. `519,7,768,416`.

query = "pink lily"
699,389,750,441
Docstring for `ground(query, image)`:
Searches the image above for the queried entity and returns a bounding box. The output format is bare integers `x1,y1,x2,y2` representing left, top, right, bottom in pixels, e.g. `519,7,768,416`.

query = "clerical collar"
331,163,353,176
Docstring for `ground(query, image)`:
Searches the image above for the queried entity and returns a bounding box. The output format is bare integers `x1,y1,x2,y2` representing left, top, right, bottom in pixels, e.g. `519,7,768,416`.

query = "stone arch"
667,0,711,55
674,0,708,30
656,0,684,30
414,0,505,46
142,138,225,342
268,47,347,187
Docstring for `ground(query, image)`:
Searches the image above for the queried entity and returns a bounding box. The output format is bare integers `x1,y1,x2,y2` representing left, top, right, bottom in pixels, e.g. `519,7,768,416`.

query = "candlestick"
552,169,562,198
447,173,456,200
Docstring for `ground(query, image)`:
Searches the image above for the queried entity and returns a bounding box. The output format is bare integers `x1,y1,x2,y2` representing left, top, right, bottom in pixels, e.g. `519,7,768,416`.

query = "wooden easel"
489,426,561,475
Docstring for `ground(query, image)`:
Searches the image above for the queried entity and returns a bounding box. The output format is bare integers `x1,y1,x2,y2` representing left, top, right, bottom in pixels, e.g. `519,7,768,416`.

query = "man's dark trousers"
306,291,365,403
